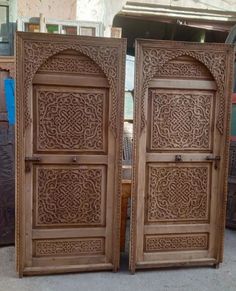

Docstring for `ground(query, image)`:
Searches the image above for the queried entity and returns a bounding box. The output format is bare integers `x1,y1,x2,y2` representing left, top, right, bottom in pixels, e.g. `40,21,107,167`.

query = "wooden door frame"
130,39,234,273
15,32,126,277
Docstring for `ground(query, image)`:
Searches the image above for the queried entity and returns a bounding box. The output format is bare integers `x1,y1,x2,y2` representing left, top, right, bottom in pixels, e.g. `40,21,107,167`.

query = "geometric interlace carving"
151,91,213,150
37,90,105,151
147,166,209,222
37,168,103,225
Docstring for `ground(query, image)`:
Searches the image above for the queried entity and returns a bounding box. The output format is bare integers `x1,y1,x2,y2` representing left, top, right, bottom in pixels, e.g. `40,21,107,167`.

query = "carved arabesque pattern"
141,48,226,134
145,234,208,252
37,89,105,151
150,90,213,150
23,39,120,135
147,166,209,222
39,55,103,74
35,238,104,257
155,60,211,79
36,168,103,225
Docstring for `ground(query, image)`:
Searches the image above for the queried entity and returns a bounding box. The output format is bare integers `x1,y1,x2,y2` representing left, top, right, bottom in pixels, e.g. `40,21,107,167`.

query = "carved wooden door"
16,32,126,276
130,40,234,272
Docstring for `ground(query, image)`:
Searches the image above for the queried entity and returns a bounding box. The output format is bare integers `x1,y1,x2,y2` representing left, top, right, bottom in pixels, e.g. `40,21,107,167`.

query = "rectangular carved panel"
35,86,107,152
149,89,214,151
34,237,105,257
34,166,106,227
146,164,210,223
145,233,208,252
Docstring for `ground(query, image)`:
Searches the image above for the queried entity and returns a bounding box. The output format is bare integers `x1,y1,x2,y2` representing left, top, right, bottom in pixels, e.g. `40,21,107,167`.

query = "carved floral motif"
150,90,213,150
35,238,104,256
36,168,103,225
146,166,209,222
37,89,105,151
155,60,211,79
39,54,103,74
145,234,208,252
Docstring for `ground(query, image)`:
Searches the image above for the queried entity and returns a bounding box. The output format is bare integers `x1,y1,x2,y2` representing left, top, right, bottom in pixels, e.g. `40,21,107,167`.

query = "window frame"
0,2,10,43
17,17,104,37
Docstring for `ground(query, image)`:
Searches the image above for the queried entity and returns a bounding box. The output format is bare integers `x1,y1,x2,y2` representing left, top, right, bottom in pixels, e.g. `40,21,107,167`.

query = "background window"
46,24,59,34
0,5,9,42
79,26,96,36
62,25,77,35
124,91,133,121
25,23,40,33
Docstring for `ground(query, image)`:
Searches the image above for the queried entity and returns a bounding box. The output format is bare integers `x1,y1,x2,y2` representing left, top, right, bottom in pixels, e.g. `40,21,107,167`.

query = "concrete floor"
0,229,236,291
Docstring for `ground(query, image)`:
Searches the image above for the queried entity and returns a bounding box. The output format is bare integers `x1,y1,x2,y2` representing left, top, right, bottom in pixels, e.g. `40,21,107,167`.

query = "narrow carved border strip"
219,47,234,262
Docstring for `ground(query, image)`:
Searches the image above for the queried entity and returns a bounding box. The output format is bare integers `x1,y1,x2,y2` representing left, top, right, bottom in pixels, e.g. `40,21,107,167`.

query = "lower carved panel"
35,166,105,226
145,233,208,252
34,238,105,257
146,165,210,223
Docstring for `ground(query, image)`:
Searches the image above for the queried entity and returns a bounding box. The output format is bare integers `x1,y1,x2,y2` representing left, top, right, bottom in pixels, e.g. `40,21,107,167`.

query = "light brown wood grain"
130,39,234,273
15,32,126,276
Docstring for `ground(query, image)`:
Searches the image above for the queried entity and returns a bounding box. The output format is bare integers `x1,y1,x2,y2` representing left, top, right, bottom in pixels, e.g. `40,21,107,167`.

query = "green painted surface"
231,104,236,137
46,24,59,34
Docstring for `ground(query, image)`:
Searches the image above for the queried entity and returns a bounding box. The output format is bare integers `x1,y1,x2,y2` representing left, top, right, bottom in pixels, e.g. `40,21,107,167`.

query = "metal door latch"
25,157,41,172
72,156,78,163
175,155,182,162
206,155,221,169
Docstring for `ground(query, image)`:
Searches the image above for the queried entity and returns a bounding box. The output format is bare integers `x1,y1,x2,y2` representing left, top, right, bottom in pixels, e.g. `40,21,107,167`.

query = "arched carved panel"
38,51,104,75
140,47,231,134
18,35,122,136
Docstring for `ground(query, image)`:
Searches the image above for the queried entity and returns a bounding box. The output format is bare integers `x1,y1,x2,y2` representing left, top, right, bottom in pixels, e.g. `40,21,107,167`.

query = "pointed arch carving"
20,36,123,136
140,47,229,134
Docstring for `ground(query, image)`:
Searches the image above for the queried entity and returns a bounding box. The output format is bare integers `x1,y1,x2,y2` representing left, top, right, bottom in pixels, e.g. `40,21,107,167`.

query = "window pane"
46,24,59,34
0,5,9,42
124,91,133,120
80,26,96,36
62,25,77,35
25,23,40,32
